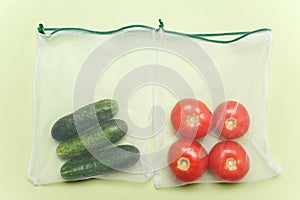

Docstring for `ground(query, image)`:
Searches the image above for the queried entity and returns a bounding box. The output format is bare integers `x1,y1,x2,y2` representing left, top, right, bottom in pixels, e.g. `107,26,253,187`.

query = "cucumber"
60,145,140,180
56,119,127,159
51,99,118,141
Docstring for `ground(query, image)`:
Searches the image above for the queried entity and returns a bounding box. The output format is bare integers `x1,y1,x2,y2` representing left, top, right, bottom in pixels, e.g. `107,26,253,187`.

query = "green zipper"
37,19,271,44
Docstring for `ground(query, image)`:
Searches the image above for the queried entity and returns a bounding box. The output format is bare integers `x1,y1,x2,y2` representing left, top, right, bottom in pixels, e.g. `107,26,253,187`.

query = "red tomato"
168,139,208,182
208,140,250,182
212,100,250,139
171,98,212,139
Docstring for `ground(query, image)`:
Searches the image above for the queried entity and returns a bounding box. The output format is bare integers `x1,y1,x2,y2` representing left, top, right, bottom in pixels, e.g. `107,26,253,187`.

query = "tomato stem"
226,158,237,171
225,118,237,130
177,157,190,171
186,114,199,127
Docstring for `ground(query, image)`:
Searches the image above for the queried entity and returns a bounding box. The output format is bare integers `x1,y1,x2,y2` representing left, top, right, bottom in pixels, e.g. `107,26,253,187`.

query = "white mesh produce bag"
28,20,281,187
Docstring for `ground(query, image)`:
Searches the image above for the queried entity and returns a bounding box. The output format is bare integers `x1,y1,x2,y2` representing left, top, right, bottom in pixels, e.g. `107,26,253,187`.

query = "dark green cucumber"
51,99,118,141
56,119,127,159
60,145,140,180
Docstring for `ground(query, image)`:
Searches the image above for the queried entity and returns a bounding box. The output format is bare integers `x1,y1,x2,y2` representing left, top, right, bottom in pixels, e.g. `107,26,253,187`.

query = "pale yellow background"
0,0,299,199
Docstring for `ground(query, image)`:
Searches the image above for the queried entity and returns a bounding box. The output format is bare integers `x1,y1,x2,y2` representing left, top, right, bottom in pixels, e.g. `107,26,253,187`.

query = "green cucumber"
51,99,118,141
60,145,140,180
56,119,127,159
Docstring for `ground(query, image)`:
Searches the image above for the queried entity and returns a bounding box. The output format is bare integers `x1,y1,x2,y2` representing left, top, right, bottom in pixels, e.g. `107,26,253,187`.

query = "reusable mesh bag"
28,20,281,186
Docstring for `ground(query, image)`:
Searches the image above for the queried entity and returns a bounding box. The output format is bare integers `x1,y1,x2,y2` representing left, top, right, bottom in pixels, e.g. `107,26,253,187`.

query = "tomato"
168,139,208,182
171,98,212,139
212,100,250,139
208,140,250,182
